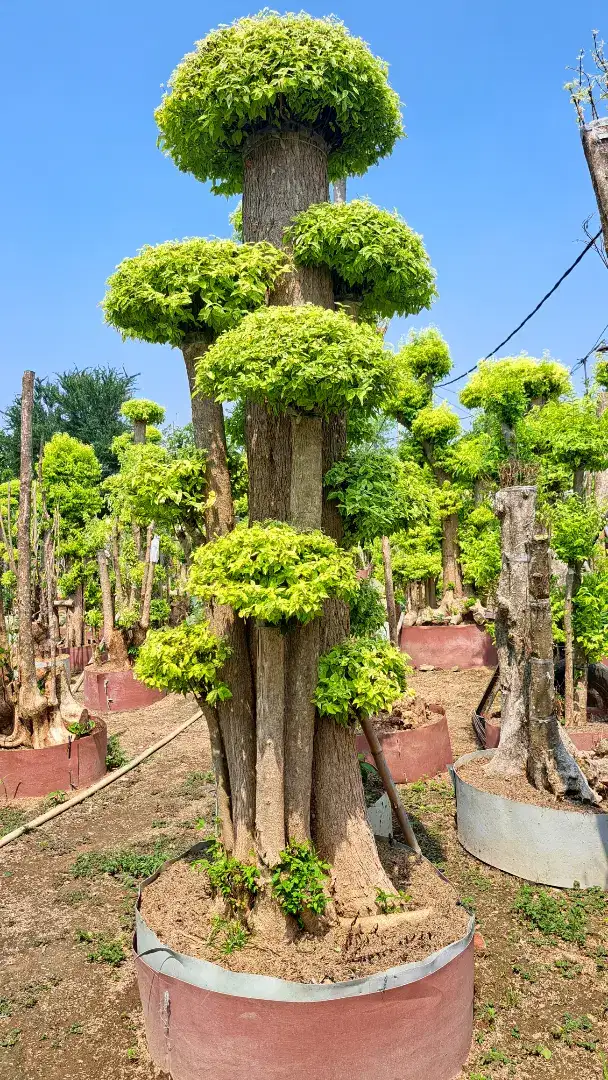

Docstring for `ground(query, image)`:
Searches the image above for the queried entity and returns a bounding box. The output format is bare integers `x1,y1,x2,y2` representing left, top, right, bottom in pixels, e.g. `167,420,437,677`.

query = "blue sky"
1,1,606,428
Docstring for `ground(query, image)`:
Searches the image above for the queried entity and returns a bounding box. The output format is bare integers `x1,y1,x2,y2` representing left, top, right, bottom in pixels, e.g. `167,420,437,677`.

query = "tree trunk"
333,178,347,204
15,371,47,743
581,117,608,252
182,336,235,538
564,567,575,725
133,419,146,444
112,525,125,614
196,698,234,853
139,523,155,630
381,536,398,645
441,513,463,598
98,549,114,649
256,625,286,866
72,581,84,649
486,486,536,777
594,392,608,512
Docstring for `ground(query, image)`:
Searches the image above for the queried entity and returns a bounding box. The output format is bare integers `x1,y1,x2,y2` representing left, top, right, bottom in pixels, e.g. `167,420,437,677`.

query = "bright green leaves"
271,841,330,925
189,521,358,626
104,442,209,532
134,620,232,702
155,12,403,194
460,356,571,431
285,200,436,320
103,238,288,347
314,636,411,726
549,496,604,567
459,504,502,594
195,304,394,416
573,569,608,663
396,326,451,383
41,433,103,528
524,398,608,475
411,402,460,451
325,450,430,545
120,398,165,426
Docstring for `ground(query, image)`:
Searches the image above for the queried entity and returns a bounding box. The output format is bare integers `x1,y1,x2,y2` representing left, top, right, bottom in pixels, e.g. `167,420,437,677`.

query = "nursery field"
0,669,606,1080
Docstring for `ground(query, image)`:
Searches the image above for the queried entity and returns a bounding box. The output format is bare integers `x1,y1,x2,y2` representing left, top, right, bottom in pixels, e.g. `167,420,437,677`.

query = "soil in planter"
139,843,469,984
372,694,444,736
457,755,608,816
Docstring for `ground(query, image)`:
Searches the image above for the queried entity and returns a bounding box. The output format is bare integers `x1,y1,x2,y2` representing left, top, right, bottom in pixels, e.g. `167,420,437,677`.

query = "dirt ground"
1,667,607,1079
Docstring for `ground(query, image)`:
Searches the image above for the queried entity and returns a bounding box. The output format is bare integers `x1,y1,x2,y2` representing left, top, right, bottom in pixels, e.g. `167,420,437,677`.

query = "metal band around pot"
451,749,608,889
135,848,474,1004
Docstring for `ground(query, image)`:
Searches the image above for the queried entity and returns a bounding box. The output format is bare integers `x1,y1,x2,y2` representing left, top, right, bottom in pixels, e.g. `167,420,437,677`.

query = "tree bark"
15,372,47,743
112,525,125,614
182,336,235,538
72,581,84,649
256,625,286,866
97,549,114,649
441,512,463,598
139,523,155,631
381,536,398,645
196,698,234,853
486,486,535,777
581,117,608,252
133,420,146,444
564,567,575,725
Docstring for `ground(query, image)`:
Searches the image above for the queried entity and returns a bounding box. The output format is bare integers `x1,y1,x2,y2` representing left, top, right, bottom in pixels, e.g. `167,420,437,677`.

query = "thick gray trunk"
182,337,235,538
256,626,286,866
581,118,608,251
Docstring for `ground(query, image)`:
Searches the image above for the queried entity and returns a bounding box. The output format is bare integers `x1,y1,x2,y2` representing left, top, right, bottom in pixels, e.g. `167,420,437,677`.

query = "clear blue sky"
1,1,606,428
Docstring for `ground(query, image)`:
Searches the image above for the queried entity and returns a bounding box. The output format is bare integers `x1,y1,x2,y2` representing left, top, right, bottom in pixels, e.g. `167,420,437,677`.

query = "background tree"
120,398,165,445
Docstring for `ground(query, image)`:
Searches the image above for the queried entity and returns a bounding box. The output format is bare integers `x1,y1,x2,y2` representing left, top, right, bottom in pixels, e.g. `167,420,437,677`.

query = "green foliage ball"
189,521,358,625
196,303,394,416
526,399,608,474
458,503,501,595
105,443,209,531
284,200,436,320
121,399,166,426
103,239,287,347
411,403,460,450
461,356,570,428
574,568,608,663
549,496,605,566
134,620,232,702
325,450,429,544
349,577,387,637
155,12,403,195
314,636,411,725
41,434,103,527
396,326,452,383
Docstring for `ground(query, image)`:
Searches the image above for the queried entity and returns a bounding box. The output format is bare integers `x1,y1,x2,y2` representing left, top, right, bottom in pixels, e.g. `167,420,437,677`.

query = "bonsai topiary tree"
104,239,287,538
120,398,165,445
284,199,436,320
127,12,424,922
1,373,89,749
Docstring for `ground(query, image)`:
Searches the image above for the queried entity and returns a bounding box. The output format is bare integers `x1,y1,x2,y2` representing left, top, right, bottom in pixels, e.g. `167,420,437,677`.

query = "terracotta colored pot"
0,719,107,800
69,645,93,673
134,854,475,1080
356,708,453,783
400,624,497,670
482,718,607,753
83,667,165,713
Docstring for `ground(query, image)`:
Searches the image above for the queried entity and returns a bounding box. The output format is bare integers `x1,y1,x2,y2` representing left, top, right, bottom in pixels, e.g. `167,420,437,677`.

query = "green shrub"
195,304,394,416
349,577,387,637
189,521,357,626
155,12,403,194
285,200,436,319
192,842,259,914
120,398,165,426
271,841,330,925
314,636,411,726
134,620,232,702
105,734,128,771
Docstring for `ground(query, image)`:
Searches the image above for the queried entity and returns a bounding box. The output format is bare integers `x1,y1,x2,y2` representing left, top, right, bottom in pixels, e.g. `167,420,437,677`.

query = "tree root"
527,732,602,806
339,908,433,933
0,719,32,749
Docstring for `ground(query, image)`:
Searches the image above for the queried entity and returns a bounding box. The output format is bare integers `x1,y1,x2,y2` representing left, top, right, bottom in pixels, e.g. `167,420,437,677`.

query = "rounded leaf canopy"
41,433,103,527
121,398,166,426
525,399,608,473
195,304,394,415
460,356,571,428
411,403,460,449
103,239,287,347
189,521,358,625
155,12,403,195
397,326,451,383
595,358,608,390
313,637,411,726
134,620,232,703
284,200,436,320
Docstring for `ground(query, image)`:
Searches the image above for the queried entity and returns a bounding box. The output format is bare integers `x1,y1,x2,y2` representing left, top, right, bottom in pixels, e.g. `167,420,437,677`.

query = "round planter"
356,708,453,783
480,718,607,753
0,718,107,800
83,667,165,713
400,623,497,670
134,856,474,1080
69,645,93,674
450,748,608,888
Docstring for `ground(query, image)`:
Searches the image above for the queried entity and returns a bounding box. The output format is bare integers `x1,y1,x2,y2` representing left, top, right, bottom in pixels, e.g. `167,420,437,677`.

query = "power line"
437,229,602,389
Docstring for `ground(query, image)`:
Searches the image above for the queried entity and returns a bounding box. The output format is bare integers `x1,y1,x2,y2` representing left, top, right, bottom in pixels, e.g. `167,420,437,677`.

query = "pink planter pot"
483,719,606,753
400,624,497,670
134,853,474,1080
356,709,453,783
83,668,165,713
0,719,107,800
69,645,93,673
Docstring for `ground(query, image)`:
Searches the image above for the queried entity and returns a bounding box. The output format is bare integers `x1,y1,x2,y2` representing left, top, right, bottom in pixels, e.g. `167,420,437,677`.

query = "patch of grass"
0,808,25,837
67,1022,84,1035
105,734,128,771
551,1013,597,1050
59,888,88,906
0,1029,21,1048
70,841,171,886
461,867,493,892
207,915,249,955
554,957,582,979
402,777,453,815
180,770,214,798
0,998,13,1017
44,790,68,808
477,1002,496,1027
126,1047,139,1061
512,884,605,945
76,928,126,967
479,1047,511,1066
530,1044,552,1060
512,962,537,982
